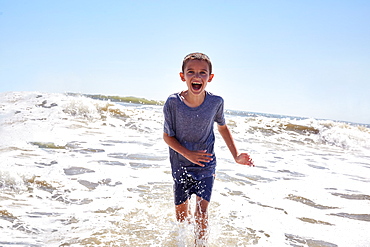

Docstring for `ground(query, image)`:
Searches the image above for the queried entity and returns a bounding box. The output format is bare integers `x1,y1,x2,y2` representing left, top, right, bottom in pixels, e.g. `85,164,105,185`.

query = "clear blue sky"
1,0,369,124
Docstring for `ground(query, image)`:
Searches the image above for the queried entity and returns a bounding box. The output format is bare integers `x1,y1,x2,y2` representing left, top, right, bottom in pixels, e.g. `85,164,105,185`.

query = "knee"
195,197,209,215
195,204,208,216
176,211,187,222
175,201,189,222
196,208,208,217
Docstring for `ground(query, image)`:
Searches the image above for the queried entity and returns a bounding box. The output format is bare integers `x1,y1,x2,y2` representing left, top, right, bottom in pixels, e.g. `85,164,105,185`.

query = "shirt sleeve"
163,98,176,136
214,98,226,126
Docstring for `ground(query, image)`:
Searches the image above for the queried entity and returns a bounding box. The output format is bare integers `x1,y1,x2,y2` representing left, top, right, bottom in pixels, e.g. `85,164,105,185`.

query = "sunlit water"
1,92,369,246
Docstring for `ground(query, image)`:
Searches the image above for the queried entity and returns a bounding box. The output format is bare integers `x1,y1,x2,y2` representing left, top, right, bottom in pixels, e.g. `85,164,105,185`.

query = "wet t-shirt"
163,91,226,182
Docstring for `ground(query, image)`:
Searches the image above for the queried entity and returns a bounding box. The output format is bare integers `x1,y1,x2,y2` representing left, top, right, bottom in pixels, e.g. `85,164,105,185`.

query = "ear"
179,72,186,81
208,74,214,82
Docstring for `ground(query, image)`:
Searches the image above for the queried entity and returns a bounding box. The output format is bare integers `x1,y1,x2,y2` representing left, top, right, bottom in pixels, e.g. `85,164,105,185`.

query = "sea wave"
1,92,369,152
228,116,370,151
66,93,369,151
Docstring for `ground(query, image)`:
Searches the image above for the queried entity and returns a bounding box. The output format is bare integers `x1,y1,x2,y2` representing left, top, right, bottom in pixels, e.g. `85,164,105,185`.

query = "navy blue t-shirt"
163,91,226,182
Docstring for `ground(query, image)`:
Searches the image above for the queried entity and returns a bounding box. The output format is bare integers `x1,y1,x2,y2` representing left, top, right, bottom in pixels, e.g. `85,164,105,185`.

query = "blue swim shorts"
173,174,215,205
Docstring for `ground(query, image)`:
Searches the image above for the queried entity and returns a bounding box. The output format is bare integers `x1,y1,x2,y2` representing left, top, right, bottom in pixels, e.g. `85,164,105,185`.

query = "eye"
200,71,207,75
187,70,194,74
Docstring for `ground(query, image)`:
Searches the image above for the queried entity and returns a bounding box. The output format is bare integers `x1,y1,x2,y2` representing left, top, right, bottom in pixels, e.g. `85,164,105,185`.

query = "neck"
181,90,206,108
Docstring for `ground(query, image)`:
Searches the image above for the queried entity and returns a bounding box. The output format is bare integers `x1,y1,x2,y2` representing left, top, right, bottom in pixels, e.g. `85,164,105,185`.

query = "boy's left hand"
235,153,254,167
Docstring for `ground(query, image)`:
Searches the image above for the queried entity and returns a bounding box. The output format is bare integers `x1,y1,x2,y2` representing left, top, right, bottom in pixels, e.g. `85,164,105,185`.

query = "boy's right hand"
184,150,213,167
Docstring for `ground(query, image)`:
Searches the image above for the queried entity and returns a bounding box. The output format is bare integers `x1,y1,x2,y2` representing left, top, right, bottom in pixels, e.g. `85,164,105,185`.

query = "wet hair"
182,52,212,74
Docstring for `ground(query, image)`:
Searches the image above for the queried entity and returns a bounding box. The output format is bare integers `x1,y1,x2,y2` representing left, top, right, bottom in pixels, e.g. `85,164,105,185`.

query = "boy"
163,52,254,244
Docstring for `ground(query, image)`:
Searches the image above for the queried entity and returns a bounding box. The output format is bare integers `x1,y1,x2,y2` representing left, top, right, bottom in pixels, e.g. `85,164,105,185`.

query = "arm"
217,124,254,166
163,132,213,167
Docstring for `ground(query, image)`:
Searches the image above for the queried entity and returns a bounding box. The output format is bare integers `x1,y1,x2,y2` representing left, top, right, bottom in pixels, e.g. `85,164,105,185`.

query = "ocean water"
0,91,369,247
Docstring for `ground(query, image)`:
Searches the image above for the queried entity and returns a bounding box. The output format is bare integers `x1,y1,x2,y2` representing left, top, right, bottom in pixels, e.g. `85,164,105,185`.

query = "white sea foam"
0,92,369,246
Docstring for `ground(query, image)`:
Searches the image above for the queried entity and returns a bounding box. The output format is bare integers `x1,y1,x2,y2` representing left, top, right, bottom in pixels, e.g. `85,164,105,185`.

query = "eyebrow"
186,68,208,72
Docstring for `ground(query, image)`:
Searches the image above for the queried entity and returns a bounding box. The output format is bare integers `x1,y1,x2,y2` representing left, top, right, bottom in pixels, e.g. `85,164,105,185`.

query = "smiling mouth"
192,82,202,90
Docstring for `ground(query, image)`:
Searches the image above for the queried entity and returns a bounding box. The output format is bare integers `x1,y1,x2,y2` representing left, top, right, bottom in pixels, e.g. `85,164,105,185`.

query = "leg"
194,196,209,243
175,199,190,222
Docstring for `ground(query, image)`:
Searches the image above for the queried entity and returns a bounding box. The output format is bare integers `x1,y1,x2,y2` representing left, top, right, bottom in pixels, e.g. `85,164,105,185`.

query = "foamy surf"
0,91,369,246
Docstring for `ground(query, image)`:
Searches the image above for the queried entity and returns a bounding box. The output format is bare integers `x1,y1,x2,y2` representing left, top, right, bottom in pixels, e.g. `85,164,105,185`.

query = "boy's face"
179,60,214,96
